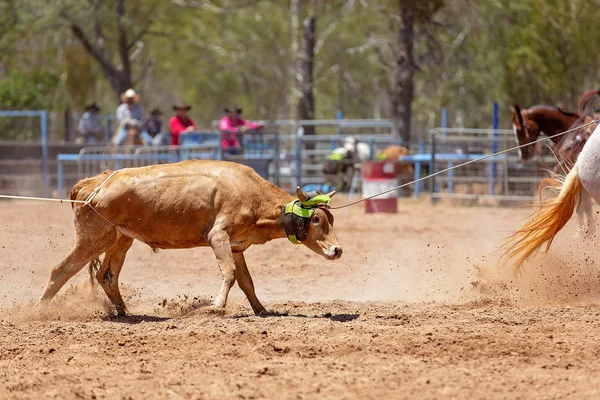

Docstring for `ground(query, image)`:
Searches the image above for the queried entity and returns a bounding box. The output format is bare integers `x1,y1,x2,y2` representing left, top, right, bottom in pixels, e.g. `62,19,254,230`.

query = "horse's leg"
95,234,134,316
41,210,118,303
579,191,596,236
233,252,266,315
209,229,236,309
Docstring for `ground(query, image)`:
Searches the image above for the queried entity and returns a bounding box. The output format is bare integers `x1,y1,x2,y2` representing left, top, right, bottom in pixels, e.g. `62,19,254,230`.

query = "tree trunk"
297,16,316,138
69,0,136,100
286,0,302,119
391,4,416,146
115,0,133,94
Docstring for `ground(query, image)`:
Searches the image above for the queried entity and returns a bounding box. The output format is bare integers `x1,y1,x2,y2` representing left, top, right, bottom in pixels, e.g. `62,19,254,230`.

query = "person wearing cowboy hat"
218,105,264,155
77,102,104,144
168,102,197,146
143,108,163,139
114,88,150,145
116,88,143,124
218,105,263,134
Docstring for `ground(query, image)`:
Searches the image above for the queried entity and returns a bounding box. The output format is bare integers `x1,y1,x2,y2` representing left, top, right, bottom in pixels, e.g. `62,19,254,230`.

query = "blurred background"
4,0,600,139
1,0,599,201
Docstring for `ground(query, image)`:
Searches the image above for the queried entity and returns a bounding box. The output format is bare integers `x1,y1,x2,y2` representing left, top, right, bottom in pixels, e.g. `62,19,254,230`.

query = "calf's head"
282,188,343,260
303,206,343,260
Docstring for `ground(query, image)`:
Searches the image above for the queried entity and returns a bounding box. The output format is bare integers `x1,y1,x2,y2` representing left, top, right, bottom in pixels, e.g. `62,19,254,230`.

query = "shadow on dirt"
231,311,360,322
106,314,172,324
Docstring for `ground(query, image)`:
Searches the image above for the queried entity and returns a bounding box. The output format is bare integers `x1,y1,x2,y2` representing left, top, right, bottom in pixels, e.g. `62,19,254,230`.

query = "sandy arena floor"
2,198,600,399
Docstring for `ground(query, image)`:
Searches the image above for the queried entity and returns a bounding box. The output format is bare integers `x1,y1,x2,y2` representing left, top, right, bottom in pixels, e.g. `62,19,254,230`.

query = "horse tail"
577,89,600,115
502,164,585,270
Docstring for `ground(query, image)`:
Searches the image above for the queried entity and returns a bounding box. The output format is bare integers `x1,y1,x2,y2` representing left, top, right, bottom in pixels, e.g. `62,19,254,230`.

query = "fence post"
273,133,281,187
40,111,49,197
441,107,448,140
447,161,454,193
414,139,425,198
106,116,113,143
430,131,438,203
295,124,303,189
332,110,343,151
366,138,375,160
489,102,499,195
57,158,63,199
216,131,223,161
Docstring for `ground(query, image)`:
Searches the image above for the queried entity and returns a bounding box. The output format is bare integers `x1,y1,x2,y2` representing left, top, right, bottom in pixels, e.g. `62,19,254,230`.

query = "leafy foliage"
0,0,599,141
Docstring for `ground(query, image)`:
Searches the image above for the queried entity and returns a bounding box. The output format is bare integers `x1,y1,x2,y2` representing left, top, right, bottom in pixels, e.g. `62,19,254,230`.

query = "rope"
0,194,84,203
83,170,119,205
0,170,120,205
329,118,600,210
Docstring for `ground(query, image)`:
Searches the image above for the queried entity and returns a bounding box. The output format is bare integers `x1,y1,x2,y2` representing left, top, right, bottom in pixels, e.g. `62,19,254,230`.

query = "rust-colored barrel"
361,161,398,213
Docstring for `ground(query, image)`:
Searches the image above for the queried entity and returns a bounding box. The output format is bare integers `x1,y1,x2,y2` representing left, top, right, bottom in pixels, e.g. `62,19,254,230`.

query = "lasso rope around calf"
0,119,598,209
0,170,119,205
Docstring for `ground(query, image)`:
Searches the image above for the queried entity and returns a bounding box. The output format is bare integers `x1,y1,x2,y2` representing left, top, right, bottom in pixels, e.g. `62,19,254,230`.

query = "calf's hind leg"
208,229,236,310
41,215,117,303
233,252,266,315
95,234,134,316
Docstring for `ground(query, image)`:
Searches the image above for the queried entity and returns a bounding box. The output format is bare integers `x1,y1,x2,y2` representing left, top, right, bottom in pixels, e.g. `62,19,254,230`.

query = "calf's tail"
87,257,102,292
502,164,585,269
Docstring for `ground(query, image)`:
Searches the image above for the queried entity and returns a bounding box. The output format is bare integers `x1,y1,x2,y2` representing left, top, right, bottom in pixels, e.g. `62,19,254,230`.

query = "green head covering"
282,192,332,244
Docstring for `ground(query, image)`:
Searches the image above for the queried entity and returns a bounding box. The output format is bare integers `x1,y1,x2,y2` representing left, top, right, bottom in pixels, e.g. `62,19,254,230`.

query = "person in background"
116,88,143,124
111,119,149,146
77,103,104,144
144,108,168,145
218,106,263,155
169,102,197,146
218,106,263,133
114,88,149,145
143,108,162,138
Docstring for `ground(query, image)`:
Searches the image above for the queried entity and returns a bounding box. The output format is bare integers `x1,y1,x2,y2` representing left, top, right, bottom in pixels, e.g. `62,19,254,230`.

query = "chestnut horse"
556,90,600,168
509,105,579,161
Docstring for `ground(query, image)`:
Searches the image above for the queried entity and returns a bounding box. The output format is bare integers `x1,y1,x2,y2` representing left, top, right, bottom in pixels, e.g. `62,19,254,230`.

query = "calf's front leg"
208,229,236,309
233,252,266,315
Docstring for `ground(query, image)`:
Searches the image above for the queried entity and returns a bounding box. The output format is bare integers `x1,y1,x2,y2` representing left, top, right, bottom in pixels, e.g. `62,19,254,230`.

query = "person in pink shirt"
218,106,263,155
169,102,197,146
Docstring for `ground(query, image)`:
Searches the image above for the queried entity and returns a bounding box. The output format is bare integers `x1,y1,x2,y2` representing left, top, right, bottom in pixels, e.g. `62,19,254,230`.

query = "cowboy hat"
85,103,100,111
120,88,140,103
172,102,192,111
223,106,234,113
150,107,162,116
223,105,242,113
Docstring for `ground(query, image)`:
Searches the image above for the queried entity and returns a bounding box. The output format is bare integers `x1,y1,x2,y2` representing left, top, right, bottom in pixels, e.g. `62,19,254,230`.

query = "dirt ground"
2,197,600,399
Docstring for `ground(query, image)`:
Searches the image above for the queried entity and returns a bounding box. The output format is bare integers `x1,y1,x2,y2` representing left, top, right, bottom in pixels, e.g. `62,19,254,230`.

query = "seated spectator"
113,89,151,145
144,108,169,145
116,89,143,124
77,103,104,144
169,102,197,146
144,108,162,138
111,119,150,146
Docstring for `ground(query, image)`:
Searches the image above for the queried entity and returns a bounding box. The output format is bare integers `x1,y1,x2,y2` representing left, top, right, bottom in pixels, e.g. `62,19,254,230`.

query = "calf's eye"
313,216,320,224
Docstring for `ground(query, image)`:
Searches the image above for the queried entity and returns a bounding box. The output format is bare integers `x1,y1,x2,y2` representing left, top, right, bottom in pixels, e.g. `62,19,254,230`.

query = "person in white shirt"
114,89,151,145
116,89,143,123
